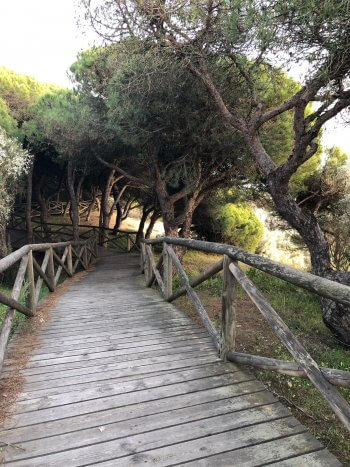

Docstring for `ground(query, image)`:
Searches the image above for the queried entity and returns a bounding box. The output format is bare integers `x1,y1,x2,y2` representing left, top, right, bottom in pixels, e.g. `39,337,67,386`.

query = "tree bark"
113,202,123,233
136,206,153,246
267,168,350,342
34,175,49,237
85,186,97,221
145,210,160,239
26,162,34,243
66,161,80,241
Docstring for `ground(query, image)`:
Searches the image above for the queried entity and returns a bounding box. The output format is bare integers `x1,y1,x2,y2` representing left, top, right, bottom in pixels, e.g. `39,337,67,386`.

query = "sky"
0,0,349,154
0,0,93,87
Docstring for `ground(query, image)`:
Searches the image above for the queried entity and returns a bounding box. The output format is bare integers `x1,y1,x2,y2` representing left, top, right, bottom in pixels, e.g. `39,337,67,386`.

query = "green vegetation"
212,203,263,253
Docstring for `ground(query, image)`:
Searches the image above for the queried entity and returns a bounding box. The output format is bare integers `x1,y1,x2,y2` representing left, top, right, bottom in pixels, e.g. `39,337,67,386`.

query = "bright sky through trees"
0,0,348,153
0,0,93,87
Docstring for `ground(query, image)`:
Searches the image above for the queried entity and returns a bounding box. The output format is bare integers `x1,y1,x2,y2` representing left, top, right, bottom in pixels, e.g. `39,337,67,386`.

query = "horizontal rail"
227,352,350,388
144,237,350,306
0,240,88,274
0,292,33,317
141,236,350,433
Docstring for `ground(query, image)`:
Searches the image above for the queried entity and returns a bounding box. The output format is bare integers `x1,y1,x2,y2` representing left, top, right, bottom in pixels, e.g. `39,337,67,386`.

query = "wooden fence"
0,237,97,371
12,201,95,218
141,237,350,433
9,216,138,253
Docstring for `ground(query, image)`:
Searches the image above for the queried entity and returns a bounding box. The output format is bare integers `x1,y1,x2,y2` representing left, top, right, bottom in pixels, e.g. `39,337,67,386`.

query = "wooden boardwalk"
0,249,341,466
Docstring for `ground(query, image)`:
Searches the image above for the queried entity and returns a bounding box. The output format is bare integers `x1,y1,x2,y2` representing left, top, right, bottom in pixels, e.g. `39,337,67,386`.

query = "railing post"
26,249,36,313
47,247,55,290
144,245,152,284
83,243,88,269
127,235,131,253
163,242,172,300
140,242,146,273
220,255,237,360
67,244,73,276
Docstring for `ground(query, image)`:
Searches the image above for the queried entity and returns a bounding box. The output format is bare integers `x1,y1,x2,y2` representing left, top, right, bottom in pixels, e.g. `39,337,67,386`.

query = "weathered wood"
33,252,55,293
71,245,86,272
144,237,350,307
163,241,173,300
229,261,350,432
227,351,350,388
67,244,73,275
166,244,219,347
26,249,36,313
47,247,55,291
0,255,28,371
34,249,51,305
0,250,338,465
53,247,71,285
168,258,223,302
145,245,164,292
0,291,33,317
220,255,237,360
140,242,146,273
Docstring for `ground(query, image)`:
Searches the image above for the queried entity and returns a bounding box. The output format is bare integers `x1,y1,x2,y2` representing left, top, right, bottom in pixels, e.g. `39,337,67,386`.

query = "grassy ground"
170,250,350,464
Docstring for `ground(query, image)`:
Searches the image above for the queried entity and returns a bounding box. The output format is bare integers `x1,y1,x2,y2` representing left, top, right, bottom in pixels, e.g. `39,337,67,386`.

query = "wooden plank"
6,343,216,377
18,355,221,396
6,373,257,429
270,449,341,466
15,363,239,412
65,417,305,467
1,381,266,443
181,433,334,466
229,262,350,432
166,244,219,347
3,404,293,466
145,245,164,292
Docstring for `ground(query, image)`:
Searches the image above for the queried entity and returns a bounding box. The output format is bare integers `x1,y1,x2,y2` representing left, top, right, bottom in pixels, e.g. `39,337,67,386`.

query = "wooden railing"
0,237,97,371
12,201,96,218
9,216,138,253
141,237,350,433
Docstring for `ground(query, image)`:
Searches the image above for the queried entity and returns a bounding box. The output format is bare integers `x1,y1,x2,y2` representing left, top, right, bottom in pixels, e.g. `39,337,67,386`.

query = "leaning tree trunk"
145,210,160,239
113,202,123,233
267,173,350,343
136,206,153,246
66,161,80,241
26,162,33,243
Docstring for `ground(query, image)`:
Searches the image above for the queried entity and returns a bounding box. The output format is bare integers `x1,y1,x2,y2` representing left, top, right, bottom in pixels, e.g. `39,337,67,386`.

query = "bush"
212,203,263,252
194,201,263,253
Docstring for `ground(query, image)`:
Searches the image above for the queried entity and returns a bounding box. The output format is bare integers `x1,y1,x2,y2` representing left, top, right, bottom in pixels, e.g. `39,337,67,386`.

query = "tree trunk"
85,186,97,221
26,162,34,243
66,161,80,241
145,210,160,239
100,170,115,246
136,206,153,246
113,202,123,233
34,176,49,237
267,172,350,343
